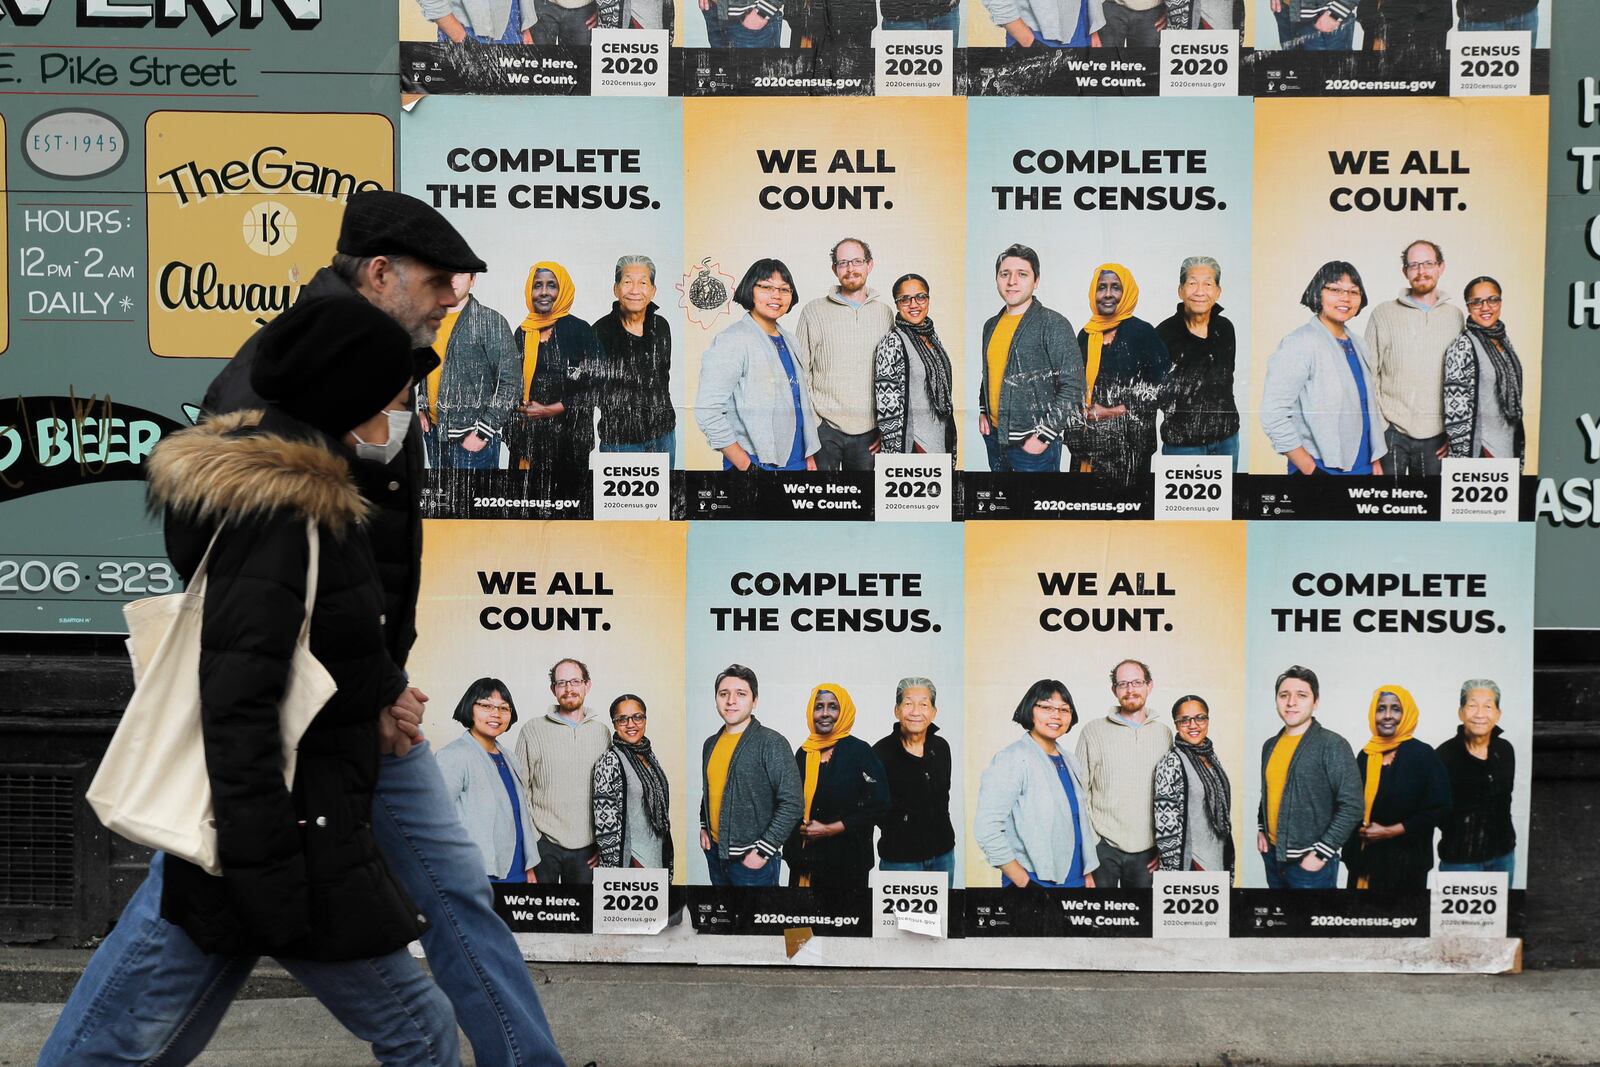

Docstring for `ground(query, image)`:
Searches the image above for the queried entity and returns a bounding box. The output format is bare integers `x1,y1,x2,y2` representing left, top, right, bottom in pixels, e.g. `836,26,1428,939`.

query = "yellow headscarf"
800,683,857,823
1361,685,1421,824
520,262,575,403
1080,263,1140,406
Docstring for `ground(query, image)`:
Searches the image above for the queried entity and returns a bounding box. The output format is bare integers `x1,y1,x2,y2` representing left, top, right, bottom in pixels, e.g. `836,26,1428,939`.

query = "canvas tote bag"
87,518,336,876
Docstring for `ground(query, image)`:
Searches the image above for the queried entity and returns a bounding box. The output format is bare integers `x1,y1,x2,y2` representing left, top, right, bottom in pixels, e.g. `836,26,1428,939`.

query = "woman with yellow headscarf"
1074,263,1170,485
504,261,600,480
1341,685,1452,890
783,684,890,889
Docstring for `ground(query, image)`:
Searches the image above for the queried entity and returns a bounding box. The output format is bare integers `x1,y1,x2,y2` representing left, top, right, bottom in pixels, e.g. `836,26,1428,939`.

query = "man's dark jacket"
203,268,428,669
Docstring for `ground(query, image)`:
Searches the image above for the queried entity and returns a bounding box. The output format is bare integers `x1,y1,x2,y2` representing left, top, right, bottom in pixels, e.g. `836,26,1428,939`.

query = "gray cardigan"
435,732,542,879
1260,318,1389,472
1256,718,1363,865
974,736,1101,884
699,717,804,861
429,294,522,440
978,300,1085,446
695,314,821,468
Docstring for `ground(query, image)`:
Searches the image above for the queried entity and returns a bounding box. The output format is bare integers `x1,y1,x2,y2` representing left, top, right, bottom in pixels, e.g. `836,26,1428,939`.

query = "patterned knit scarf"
1176,737,1232,841
612,733,671,838
1464,318,1523,420
895,315,953,418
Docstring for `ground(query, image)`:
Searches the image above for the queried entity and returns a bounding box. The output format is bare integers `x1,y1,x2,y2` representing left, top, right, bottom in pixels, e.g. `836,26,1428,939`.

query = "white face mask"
351,408,410,465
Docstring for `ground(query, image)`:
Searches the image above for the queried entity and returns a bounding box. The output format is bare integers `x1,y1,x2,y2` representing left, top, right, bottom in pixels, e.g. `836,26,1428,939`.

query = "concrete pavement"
3,952,1598,1066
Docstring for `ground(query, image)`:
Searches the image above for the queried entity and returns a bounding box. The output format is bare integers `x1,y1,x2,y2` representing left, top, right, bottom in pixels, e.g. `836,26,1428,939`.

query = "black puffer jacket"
203,267,432,671
147,408,424,961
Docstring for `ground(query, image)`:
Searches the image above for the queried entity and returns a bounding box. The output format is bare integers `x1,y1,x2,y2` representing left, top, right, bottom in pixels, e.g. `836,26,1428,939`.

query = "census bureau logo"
242,200,297,257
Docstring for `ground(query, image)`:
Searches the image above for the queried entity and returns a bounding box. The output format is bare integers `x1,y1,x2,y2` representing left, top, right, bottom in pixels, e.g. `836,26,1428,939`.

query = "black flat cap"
251,296,415,438
337,190,487,274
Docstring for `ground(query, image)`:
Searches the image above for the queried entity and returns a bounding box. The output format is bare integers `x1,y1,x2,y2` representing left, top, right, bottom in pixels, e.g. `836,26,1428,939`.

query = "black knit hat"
250,297,415,438
337,190,487,273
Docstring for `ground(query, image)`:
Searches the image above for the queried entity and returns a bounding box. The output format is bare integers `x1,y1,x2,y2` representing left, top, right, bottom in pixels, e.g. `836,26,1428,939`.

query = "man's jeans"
1274,7,1355,49
425,430,501,470
600,429,676,458
704,848,782,887
1262,851,1341,889
1459,12,1536,35
879,850,956,877
1094,841,1157,889
881,6,959,44
815,422,878,471
1385,427,1447,478
726,11,784,45
1164,431,1240,471
530,0,596,44
534,836,598,885
1099,0,1164,46
1440,850,1516,876
983,431,1062,473
39,741,563,1067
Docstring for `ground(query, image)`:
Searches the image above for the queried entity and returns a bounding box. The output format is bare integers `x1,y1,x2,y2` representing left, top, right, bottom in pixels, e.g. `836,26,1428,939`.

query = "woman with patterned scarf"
1153,695,1235,874
874,273,956,456
1342,685,1452,890
506,260,600,481
784,684,889,889
592,694,675,874
1443,275,1525,467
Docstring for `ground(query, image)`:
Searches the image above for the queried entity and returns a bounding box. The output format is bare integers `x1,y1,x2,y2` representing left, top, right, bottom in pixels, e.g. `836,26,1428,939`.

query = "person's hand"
741,851,769,870
700,828,712,851
1313,10,1340,31
979,412,991,436
1086,402,1127,423
1006,19,1035,46
461,432,489,454
522,27,535,42
391,687,428,731
378,713,411,758
1269,0,1282,10
521,401,560,419
1146,855,1160,873
1372,459,1385,476
800,820,843,839
1359,822,1405,842
417,410,432,434
1435,443,1449,459
527,868,539,882
1299,853,1328,873
699,0,710,10
586,850,601,868
437,13,470,41
1084,872,1096,888
1257,831,1270,854
1021,434,1048,456
741,8,768,28
867,433,882,455
1089,30,1102,46
1286,446,1318,475
585,9,599,26
805,455,818,471
1154,11,1167,29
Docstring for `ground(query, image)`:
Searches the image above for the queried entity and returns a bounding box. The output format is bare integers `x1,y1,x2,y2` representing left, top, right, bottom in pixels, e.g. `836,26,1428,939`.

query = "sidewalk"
4,949,1598,1066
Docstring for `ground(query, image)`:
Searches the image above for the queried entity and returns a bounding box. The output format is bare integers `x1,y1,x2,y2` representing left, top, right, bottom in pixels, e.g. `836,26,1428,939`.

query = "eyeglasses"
752,282,792,297
1466,295,1503,309
473,701,512,713
1032,702,1072,717
1403,259,1441,272
1322,285,1362,299
833,258,869,270
612,713,647,726
1112,679,1149,692
1174,714,1210,727
894,292,930,306
552,678,587,690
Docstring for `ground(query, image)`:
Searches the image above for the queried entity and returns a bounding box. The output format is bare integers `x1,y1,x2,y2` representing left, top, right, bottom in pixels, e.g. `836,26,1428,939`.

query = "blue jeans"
1164,431,1240,471
1440,850,1515,876
40,741,563,1067
1274,7,1355,49
881,6,959,44
426,430,501,470
704,847,781,887
37,852,458,1067
727,11,783,45
701,2,731,45
1458,11,1536,35
880,850,956,877
1262,852,1340,889
983,431,1062,473
601,429,676,458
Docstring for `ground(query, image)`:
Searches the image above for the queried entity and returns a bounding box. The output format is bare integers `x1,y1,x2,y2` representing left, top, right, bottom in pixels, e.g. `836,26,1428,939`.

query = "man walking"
39,190,566,1067
1257,664,1363,889
1074,658,1174,888
1366,239,1464,478
795,238,895,471
513,657,614,884
699,664,804,886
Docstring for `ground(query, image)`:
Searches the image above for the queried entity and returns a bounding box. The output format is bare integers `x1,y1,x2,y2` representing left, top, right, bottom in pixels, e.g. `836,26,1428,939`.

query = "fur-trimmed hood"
146,410,369,533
